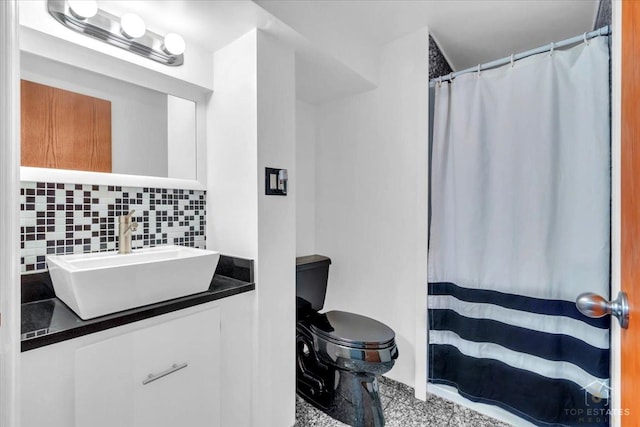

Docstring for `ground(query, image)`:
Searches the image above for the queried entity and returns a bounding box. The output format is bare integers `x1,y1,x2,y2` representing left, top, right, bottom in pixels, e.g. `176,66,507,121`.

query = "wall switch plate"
265,167,287,196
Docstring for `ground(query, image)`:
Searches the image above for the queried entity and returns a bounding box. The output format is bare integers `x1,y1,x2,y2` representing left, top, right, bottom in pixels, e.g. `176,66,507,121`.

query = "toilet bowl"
296,255,398,427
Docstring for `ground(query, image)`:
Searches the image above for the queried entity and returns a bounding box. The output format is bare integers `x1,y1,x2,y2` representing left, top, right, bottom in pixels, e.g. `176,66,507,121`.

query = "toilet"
296,255,398,427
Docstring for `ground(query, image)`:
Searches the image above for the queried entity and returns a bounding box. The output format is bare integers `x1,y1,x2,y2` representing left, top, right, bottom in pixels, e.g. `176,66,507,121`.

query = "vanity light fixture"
67,0,98,19
163,33,186,56
120,13,146,39
47,0,184,66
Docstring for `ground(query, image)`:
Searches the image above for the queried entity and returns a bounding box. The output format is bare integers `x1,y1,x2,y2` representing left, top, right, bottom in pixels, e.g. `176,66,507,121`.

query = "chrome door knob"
576,291,629,329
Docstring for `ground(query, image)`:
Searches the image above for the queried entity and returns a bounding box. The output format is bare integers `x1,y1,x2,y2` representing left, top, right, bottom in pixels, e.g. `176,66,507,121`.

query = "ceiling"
97,0,600,102
256,0,599,71
100,0,599,71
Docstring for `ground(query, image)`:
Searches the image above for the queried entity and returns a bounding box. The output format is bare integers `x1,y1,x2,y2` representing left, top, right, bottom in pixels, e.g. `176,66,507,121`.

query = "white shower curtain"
428,35,610,426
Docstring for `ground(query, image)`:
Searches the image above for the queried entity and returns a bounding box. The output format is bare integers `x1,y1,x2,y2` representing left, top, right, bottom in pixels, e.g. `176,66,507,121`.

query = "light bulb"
68,0,98,19
120,13,146,39
163,33,185,56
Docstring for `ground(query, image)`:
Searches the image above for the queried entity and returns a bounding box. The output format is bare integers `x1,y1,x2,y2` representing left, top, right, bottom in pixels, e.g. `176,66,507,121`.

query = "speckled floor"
294,376,512,427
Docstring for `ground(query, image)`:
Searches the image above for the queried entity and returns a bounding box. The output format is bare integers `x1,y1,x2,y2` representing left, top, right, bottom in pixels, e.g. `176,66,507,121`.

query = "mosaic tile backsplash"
20,182,206,273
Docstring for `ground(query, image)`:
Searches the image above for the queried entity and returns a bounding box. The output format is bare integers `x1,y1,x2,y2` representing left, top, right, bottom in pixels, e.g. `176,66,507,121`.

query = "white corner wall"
296,100,316,256
208,30,259,427
315,29,429,391
208,28,296,427
209,30,259,260
255,30,296,427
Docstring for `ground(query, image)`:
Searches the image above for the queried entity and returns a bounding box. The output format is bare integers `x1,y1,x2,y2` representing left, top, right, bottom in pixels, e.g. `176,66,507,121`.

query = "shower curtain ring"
549,42,555,56
477,64,481,77
510,53,515,68
583,32,590,46
448,72,454,83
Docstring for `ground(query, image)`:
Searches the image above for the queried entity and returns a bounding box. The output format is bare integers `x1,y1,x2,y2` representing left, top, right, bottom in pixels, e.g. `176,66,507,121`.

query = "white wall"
209,29,296,427
256,31,297,427
209,30,259,427
296,100,316,256
610,1,622,424
0,2,21,427
314,29,429,390
21,52,169,178
209,30,259,264
255,0,379,86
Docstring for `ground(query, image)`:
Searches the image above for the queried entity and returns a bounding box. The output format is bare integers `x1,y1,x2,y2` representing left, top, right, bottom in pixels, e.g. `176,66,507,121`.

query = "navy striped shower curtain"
428,36,611,426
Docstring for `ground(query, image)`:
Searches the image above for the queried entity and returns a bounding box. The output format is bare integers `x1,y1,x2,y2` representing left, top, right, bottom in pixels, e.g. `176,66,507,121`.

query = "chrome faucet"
118,210,138,254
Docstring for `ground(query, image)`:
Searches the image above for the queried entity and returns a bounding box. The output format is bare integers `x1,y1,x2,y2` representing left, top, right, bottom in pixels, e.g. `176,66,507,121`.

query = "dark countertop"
21,255,255,352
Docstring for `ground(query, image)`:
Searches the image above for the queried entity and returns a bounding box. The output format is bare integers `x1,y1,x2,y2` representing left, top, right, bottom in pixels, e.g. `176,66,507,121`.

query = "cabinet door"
75,308,220,427
21,340,78,427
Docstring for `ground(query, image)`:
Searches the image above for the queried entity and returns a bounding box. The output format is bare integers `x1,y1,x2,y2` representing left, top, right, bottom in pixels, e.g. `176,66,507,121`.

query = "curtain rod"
429,25,610,86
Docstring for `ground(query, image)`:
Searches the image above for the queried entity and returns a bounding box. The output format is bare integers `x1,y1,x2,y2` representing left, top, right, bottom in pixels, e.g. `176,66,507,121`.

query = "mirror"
20,52,197,180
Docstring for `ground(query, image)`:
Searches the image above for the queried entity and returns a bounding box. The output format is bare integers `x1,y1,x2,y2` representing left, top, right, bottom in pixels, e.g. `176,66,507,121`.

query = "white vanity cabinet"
74,307,220,427
21,291,255,427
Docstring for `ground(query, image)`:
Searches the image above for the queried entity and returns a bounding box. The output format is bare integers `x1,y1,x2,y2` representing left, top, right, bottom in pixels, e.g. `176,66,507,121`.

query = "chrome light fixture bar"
47,0,184,66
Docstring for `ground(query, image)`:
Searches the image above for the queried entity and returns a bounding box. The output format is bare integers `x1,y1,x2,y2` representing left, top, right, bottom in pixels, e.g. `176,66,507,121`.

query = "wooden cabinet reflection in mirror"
21,80,112,173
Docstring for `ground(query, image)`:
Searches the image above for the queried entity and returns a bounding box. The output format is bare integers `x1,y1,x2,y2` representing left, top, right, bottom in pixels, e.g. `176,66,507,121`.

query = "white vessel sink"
47,245,220,320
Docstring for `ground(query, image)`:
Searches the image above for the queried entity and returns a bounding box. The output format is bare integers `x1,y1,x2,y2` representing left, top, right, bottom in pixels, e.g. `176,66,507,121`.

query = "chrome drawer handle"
142,362,188,385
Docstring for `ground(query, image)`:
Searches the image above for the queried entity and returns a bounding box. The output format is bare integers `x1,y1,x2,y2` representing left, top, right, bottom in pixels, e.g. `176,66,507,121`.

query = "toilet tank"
296,255,331,311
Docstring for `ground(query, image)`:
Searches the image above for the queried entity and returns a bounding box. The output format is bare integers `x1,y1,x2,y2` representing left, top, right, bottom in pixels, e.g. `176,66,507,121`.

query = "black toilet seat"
309,310,396,350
